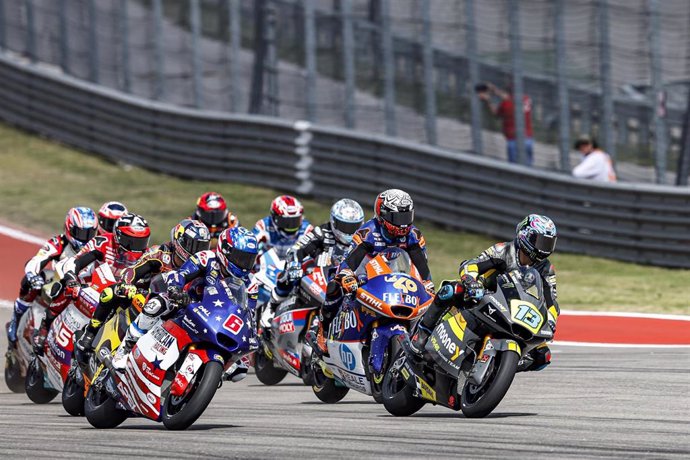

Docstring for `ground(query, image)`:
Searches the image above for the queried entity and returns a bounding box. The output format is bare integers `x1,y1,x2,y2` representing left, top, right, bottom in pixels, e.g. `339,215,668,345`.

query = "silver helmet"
330,198,365,245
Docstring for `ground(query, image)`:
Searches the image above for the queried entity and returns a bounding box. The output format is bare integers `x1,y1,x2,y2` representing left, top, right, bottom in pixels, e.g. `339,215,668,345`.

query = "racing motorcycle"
84,276,258,430
25,263,117,404
254,248,340,386
310,248,432,404
4,270,58,394
61,288,146,416
382,266,554,418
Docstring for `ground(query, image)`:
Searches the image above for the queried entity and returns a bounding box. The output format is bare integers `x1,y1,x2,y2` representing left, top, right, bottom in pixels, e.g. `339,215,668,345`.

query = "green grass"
1,123,688,314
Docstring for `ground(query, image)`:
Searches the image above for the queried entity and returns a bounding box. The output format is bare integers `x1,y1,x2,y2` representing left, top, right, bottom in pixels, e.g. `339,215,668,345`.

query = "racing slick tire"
162,361,223,430
461,350,519,418
25,358,58,404
254,347,287,386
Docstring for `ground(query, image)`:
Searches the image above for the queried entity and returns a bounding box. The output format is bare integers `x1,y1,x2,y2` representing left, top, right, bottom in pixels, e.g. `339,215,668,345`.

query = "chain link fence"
1,0,689,184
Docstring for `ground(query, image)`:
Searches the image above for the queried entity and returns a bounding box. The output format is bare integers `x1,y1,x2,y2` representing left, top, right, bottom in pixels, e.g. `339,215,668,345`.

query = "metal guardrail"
1,55,689,268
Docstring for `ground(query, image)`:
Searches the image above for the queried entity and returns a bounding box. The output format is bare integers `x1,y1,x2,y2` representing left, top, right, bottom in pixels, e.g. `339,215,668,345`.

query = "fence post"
120,0,131,93
229,0,241,112
598,0,614,159
381,0,396,136
265,1,278,116
249,0,266,114
190,0,202,108
341,0,355,129
59,0,68,73
555,0,570,171
648,0,666,184
303,0,317,122
509,0,526,164
0,0,5,50
88,0,99,83
25,0,36,63
465,0,482,155
676,88,690,185
421,0,437,145
152,0,164,100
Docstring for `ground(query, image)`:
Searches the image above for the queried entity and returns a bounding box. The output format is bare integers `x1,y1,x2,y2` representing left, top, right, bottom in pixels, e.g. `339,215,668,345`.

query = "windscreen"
219,276,247,307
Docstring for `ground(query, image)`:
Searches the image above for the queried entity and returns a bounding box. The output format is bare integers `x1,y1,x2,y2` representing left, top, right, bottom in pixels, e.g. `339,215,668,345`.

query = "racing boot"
223,356,250,382
306,319,329,357
517,343,551,372
32,312,54,356
111,338,135,370
74,327,97,366
408,325,432,357
7,299,32,347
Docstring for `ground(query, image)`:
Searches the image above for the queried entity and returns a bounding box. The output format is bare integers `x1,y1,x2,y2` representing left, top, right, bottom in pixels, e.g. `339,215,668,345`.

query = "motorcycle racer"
74,219,210,360
192,192,239,248
253,195,313,259
266,198,365,316
110,226,259,382
312,189,433,354
33,213,151,355
411,214,559,372
5,207,98,348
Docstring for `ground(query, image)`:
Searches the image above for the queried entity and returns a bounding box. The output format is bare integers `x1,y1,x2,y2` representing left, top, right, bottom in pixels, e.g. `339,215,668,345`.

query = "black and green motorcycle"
382,266,555,418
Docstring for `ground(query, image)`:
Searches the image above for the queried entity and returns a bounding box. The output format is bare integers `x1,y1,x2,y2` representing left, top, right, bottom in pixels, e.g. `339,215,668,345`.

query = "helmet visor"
197,209,228,226
333,219,362,236
181,234,211,256
228,248,258,272
274,215,302,233
118,233,150,253
98,217,117,233
530,233,557,255
70,225,97,243
380,209,414,227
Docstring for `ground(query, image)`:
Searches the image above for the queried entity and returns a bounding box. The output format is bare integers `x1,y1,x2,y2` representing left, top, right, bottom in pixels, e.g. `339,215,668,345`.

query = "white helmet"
330,199,365,245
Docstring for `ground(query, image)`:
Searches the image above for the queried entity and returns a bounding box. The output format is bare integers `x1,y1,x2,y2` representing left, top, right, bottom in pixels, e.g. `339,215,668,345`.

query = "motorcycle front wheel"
460,350,519,418
84,378,128,429
254,347,287,386
381,351,425,416
61,366,85,416
4,348,25,393
24,358,58,404
162,360,223,430
311,365,348,404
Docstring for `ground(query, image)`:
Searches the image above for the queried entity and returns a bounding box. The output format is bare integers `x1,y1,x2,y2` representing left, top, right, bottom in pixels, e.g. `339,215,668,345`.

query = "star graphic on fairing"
215,315,222,322
152,355,163,370
241,336,247,342
213,299,224,307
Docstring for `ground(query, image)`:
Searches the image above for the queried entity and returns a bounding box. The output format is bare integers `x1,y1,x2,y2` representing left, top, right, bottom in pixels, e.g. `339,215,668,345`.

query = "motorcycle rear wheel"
62,367,85,416
4,349,25,393
381,352,425,416
24,358,58,404
162,361,223,430
254,347,287,386
460,350,519,418
84,379,128,429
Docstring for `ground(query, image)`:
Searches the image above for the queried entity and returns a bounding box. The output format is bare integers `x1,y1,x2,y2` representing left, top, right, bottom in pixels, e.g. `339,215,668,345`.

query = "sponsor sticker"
339,344,357,371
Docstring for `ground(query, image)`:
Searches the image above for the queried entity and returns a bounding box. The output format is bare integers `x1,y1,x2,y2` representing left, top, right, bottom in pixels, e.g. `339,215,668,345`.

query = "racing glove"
321,228,336,248
460,275,484,302
167,286,191,308
337,269,358,294
113,282,137,300
422,279,435,294
286,260,303,283
27,273,45,291
62,271,81,299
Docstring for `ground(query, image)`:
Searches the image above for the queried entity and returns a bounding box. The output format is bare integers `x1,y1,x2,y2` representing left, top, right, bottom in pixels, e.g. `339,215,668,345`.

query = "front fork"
169,347,224,398
467,336,522,386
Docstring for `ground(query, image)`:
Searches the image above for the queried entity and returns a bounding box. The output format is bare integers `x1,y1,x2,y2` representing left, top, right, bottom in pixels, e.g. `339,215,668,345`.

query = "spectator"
572,135,617,183
477,82,534,165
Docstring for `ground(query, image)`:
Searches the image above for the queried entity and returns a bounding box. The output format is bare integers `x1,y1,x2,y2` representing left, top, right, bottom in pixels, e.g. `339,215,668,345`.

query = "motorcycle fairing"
369,323,407,374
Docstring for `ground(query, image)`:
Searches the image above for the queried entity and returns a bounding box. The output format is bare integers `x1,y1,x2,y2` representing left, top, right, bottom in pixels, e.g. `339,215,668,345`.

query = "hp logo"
339,344,356,371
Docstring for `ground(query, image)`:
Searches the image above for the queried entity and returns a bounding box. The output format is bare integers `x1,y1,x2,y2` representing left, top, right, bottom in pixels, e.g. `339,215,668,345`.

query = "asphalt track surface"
1,309,689,459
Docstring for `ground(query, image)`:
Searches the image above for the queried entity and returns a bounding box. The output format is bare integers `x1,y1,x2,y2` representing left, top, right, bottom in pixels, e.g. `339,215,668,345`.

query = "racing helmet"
330,198,364,245
97,201,127,235
516,214,557,263
64,207,98,250
216,227,259,278
113,213,151,265
170,219,211,266
194,192,230,234
270,195,304,236
374,189,414,238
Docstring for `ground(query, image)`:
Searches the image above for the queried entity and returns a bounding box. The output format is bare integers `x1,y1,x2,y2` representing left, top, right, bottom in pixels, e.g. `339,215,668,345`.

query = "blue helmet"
215,226,259,278
64,206,98,250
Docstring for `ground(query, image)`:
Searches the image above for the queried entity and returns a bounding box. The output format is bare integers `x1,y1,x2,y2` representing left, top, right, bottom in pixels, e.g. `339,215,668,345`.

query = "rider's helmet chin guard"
515,214,557,263
374,189,414,239
64,206,98,251
270,195,304,237
216,227,259,278
114,213,151,266
170,219,211,267
330,198,365,245
97,201,127,235
194,192,230,235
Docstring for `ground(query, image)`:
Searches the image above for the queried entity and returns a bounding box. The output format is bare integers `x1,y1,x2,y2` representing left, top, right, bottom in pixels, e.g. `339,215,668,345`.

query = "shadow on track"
80,423,242,431
378,412,538,419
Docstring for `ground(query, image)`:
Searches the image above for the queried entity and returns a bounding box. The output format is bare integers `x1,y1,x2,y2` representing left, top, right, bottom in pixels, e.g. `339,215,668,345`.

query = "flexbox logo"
339,344,356,371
